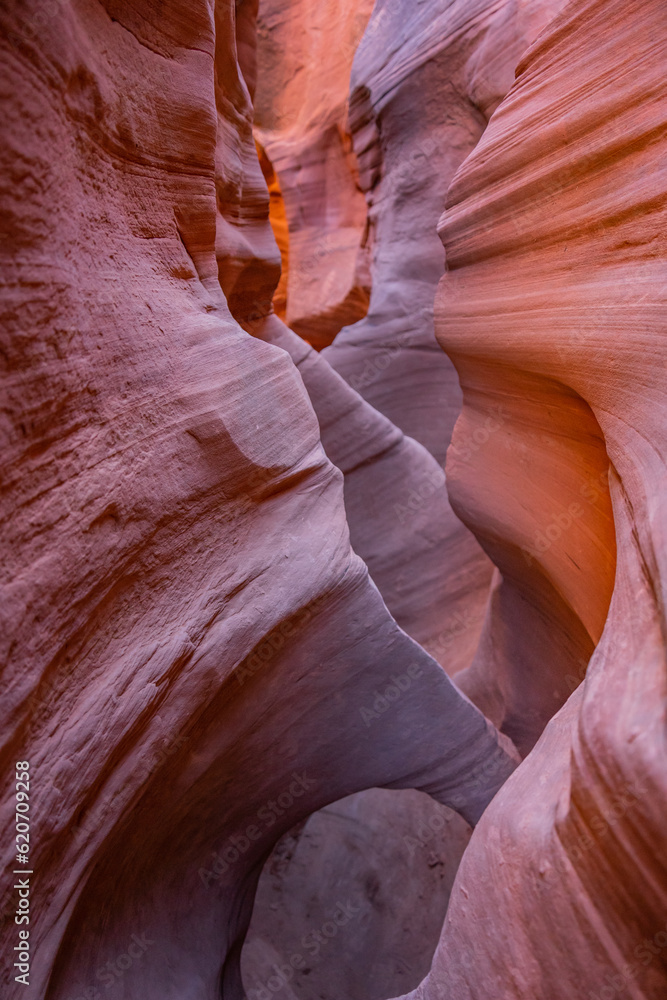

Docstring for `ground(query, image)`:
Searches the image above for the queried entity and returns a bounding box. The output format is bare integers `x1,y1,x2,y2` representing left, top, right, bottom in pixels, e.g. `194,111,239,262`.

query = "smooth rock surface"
253,0,374,348
245,314,493,676
0,1,517,998
220,11,496,992
393,0,667,996
242,788,470,1000
3,0,664,998
323,0,566,465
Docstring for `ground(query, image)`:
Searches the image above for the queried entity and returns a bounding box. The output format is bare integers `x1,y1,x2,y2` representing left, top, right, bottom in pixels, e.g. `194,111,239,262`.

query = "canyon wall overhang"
0,1,518,998
392,0,667,996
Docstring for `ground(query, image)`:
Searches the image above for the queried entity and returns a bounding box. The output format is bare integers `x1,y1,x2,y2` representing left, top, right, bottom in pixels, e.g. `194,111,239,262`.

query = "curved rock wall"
323,0,566,466
0,1,516,998
2,0,665,998
219,10,496,993
253,0,374,348
243,313,492,677
393,0,667,996
242,786,471,1000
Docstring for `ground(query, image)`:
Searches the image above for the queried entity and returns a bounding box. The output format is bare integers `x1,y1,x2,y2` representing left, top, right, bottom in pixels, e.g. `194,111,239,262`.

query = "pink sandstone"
393,0,667,996
0,1,517,998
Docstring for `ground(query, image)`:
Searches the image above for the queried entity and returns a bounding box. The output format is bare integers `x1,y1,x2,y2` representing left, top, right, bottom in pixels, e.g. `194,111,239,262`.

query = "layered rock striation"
323,0,566,466
253,0,374,348
0,1,517,998
2,0,664,998
393,0,667,996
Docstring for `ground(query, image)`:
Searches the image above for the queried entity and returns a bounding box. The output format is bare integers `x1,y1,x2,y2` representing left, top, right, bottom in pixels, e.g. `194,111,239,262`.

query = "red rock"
0,1,517,998
254,0,374,348
323,0,566,466
392,0,667,996
226,12,500,987
245,313,492,676
4,0,663,995
218,2,493,679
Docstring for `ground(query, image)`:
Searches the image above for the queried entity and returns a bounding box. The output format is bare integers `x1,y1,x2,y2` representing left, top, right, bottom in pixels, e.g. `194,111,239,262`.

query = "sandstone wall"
393,0,667,996
0,1,516,998
323,0,565,466
218,8,498,993
253,0,374,348
2,0,664,998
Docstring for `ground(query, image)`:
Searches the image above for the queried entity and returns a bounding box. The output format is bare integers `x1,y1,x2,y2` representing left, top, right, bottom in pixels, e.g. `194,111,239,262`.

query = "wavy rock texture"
215,1,490,673
253,0,374,348
3,0,664,998
322,0,566,466
393,0,667,997
0,2,517,1000
243,314,492,676
219,10,494,992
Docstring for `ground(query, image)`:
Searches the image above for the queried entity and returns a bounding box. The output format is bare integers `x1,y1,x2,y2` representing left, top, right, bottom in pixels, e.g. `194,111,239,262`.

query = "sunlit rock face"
0,1,517,999
215,2,492,681
252,0,374,348
219,10,496,996
323,0,566,466
391,0,667,997
2,0,664,996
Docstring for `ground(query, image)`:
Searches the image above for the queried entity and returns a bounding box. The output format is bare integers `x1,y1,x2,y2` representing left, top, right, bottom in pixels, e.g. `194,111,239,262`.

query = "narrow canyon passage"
0,1,665,1000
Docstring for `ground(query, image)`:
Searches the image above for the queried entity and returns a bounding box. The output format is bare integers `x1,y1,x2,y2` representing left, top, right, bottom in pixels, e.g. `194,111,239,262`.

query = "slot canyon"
0,0,665,998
